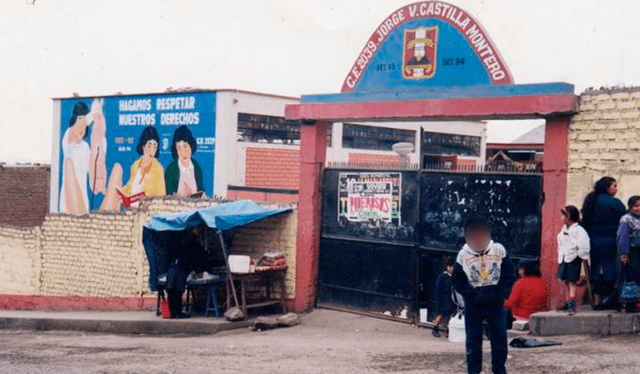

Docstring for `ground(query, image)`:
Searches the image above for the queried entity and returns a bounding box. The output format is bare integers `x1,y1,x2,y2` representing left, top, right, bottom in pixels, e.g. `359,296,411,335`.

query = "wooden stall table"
226,266,287,319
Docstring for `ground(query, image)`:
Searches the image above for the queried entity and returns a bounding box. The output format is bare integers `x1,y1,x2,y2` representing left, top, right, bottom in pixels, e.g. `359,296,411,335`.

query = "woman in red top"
505,261,549,321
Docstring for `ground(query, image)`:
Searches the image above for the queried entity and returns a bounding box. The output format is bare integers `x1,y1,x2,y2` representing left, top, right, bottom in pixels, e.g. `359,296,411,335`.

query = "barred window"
342,123,416,151
422,131,481,157
237,113,332,146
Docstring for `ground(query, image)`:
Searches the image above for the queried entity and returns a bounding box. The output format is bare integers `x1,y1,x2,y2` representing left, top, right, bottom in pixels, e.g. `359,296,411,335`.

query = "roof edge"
52,88,299,101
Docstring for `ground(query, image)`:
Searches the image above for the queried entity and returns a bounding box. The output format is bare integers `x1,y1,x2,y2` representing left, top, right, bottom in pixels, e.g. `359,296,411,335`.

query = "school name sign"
341,1,513,93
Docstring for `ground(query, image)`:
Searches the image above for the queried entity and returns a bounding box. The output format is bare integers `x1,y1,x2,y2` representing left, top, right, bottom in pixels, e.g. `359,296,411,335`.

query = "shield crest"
402,26,438,79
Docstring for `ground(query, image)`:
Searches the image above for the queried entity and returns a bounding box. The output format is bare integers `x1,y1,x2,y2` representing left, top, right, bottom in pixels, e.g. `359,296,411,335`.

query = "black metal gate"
317,166,543,322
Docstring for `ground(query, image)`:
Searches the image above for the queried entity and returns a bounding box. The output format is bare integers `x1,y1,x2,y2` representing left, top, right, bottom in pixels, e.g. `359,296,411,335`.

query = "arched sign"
341,1,513,93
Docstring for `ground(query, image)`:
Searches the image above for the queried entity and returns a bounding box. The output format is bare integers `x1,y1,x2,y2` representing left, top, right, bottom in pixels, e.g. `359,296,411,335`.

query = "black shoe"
173,313,191,319
567,301,576,315
626,308,640,313
432,326,441,338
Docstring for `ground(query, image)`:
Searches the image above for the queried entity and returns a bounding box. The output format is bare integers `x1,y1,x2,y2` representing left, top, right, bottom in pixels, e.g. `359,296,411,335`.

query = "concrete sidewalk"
530,306,640,336
0,310,253,335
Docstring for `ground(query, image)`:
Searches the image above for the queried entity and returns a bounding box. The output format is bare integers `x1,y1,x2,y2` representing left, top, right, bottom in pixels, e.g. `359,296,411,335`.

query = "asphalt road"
1,309,639,374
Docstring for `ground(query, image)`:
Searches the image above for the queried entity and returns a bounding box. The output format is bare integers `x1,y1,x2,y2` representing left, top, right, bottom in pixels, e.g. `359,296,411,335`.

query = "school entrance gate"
285,2,578,313
317,167,542,321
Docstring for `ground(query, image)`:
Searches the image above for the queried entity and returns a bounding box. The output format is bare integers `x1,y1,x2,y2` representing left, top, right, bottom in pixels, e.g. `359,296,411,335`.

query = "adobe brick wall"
0,226,41,295
245,147,300,189
0,165,50,227
567,88,640,206
232,208,298,297
0,196,297,301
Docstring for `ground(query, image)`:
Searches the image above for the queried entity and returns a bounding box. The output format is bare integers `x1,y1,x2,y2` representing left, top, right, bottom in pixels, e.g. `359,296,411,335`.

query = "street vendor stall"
142,200,292,319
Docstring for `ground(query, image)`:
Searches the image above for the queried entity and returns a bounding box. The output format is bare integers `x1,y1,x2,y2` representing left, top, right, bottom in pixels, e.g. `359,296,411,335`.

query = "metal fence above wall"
326,161,542,175
326,161,420,170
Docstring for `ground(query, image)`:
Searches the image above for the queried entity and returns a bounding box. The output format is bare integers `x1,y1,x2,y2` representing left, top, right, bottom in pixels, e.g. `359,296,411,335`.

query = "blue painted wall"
58,92,216,212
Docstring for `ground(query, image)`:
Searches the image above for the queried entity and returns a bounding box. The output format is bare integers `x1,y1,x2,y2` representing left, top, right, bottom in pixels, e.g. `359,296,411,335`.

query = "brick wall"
567,88,640,206
0,165,50,227
457,158,477,168
0,196,297,300
348,152,406,167
245,147,300,189
227,189,298,204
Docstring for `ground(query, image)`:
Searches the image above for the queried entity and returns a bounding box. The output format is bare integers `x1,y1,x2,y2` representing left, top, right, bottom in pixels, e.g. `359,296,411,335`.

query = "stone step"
530,308,640,336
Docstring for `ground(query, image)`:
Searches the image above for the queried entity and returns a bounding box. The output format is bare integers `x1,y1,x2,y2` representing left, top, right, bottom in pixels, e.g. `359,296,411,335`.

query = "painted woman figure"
121,126,166,198
581,176,627,308
60,99,123,214
59,102,91,214
165,125,204,196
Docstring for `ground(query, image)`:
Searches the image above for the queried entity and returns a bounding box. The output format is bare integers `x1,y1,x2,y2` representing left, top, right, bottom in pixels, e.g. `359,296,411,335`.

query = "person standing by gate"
556,206,590,315
432,259,455,338
452,219,517,374
581,177,626,309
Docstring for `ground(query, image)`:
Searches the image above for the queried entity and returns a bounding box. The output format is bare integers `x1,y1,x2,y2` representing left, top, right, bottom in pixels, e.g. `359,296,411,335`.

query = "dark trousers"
464,304,508,374
167,290,183,317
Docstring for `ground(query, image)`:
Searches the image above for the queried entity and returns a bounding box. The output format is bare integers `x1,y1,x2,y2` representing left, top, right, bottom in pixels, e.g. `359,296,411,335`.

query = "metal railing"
326,161,542,175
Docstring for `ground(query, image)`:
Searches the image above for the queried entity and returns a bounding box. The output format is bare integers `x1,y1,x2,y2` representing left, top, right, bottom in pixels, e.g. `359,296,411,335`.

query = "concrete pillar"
291,121,327,312
541,116,570,310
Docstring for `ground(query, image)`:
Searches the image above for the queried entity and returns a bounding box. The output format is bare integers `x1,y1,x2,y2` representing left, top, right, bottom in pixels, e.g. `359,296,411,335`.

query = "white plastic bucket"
229,255,251,273
419,308,428,323
448,311,466,343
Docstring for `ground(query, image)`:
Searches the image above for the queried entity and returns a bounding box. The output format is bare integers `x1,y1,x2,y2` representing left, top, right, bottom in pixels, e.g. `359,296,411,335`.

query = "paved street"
1,309,639,373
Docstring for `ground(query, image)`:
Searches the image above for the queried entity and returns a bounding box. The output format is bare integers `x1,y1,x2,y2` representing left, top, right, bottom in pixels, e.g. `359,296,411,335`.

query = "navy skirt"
558,257,582,282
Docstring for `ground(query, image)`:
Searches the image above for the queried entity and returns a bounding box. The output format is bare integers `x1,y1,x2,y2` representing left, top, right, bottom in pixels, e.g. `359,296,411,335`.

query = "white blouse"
557,223,590,264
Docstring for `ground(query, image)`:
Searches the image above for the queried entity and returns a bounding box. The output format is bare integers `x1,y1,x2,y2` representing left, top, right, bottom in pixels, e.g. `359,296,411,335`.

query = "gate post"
541,116,570,310
291,121,327,312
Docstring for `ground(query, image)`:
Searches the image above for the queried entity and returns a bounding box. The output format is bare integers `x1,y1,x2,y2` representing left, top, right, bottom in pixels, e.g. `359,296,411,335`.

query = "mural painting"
58,92,216,214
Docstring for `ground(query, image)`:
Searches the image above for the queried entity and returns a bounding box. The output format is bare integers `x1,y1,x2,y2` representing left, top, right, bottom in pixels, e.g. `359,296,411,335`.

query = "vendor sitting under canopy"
143,200,292,319
166,225,209,318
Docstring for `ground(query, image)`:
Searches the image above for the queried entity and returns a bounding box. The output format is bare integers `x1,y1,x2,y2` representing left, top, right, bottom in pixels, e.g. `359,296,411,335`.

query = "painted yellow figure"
121,126,166,199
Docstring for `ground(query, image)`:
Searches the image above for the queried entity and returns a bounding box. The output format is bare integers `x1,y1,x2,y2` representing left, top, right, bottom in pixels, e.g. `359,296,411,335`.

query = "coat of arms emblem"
402,26,438,79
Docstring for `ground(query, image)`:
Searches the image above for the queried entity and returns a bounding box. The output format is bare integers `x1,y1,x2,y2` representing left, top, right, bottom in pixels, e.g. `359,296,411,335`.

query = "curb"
0,316,253,335
530,310,640,336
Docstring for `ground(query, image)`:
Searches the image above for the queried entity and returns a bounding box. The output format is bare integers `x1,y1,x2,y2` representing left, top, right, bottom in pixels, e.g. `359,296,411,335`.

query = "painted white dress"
177,159,197,196
59,128,90,213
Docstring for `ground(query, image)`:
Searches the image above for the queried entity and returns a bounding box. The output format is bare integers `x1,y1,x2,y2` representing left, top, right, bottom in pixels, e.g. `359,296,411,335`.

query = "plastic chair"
186,274,226,317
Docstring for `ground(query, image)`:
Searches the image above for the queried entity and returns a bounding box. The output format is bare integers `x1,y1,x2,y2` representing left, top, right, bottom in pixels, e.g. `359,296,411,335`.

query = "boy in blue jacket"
452,219,517,374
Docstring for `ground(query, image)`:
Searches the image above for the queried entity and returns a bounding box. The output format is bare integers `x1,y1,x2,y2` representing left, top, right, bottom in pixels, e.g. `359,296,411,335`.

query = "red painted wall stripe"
0,295,157,311
286,94,578,121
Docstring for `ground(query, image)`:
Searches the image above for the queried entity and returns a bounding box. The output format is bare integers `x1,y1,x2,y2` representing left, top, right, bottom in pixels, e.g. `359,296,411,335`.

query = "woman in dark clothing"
581,176,627,308
432,260,455,337
166,225,209,318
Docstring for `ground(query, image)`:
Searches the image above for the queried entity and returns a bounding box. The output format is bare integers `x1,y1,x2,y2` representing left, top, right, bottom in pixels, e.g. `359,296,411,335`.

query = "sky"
1,0,639,163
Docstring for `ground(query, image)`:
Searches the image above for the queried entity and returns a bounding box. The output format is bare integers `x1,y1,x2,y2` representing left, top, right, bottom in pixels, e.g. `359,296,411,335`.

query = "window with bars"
422,131,481,157
237,113,332,146
342,123,416,151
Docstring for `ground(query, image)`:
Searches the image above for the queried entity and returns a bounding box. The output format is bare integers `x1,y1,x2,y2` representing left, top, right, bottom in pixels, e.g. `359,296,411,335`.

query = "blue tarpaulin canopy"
142,200,292,291
144,200,292,232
